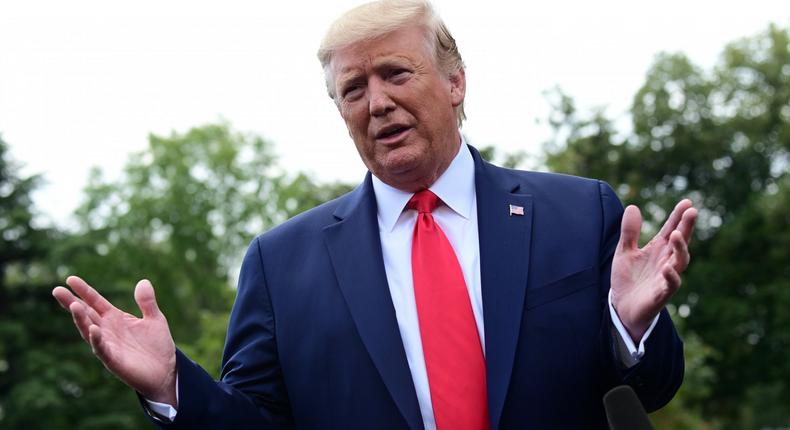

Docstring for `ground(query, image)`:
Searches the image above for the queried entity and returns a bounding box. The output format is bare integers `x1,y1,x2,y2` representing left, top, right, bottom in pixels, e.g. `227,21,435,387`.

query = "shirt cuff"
608,289,660,367
143,373,179,422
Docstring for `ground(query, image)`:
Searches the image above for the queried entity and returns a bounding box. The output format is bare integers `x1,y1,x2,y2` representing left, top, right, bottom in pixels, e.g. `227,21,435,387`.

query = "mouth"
375,124,412,143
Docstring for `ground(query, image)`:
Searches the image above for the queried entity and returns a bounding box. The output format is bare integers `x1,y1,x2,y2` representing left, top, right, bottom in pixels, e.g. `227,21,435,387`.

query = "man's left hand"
611,199,698,343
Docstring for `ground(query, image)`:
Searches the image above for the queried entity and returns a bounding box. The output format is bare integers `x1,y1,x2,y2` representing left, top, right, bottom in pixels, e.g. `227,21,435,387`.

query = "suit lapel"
470,147,534,430
323,175,424,430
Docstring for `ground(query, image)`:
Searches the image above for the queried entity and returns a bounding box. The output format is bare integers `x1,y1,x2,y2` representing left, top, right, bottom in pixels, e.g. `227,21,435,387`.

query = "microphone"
603,385,654,430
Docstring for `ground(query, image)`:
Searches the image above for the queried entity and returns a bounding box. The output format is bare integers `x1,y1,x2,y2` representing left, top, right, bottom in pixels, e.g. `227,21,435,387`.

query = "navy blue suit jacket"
154,146,683,429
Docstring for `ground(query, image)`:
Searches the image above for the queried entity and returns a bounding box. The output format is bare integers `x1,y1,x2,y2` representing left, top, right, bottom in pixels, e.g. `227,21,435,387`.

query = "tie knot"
407,189,440,214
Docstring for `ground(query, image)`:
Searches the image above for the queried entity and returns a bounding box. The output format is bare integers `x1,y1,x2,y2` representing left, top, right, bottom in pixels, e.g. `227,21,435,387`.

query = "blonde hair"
317,0,466,126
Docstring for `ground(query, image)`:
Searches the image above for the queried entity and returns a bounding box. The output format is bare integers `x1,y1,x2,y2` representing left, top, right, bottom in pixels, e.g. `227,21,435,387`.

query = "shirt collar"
371,136,476,232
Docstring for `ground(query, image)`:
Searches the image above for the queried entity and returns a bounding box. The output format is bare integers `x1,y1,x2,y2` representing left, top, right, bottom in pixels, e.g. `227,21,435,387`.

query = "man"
53,0,697,428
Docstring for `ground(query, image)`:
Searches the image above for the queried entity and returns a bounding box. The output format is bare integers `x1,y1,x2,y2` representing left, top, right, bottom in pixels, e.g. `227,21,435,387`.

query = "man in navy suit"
53,1,697,428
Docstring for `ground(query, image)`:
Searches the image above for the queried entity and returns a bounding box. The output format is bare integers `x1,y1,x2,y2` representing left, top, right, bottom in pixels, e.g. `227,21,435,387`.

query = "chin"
384,169,435,192
382,145,424,169
381,155,422,177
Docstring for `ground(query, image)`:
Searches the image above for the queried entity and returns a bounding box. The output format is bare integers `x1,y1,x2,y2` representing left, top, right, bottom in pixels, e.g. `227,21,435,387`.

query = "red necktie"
408,190,489,430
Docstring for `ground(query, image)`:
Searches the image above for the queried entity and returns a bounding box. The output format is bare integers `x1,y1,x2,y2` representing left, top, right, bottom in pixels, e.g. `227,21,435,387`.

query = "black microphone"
603,385,654,430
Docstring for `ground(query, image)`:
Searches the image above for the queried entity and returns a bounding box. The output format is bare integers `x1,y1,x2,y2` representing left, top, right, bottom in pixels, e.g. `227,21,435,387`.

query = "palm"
94,307,175,393
52,276,177,405
610,200,697,342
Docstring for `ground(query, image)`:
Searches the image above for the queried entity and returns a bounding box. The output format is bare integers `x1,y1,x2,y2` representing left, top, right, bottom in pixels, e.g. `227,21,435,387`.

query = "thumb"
619,205,642,250
134,279,163,319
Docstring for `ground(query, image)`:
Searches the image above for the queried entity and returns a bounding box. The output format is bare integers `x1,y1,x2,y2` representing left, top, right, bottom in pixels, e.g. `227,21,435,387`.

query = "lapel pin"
509,204,524,216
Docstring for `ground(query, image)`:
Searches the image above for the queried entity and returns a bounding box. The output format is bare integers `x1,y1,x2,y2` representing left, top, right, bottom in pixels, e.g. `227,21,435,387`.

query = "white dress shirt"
147,139,659,424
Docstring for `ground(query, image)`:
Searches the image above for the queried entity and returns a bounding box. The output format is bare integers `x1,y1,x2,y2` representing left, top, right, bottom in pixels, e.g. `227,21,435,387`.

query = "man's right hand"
52,276,178,407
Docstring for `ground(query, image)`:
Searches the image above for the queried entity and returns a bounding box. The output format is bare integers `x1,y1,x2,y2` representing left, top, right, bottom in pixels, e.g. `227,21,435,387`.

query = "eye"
388,68,411,83
341,84,364,101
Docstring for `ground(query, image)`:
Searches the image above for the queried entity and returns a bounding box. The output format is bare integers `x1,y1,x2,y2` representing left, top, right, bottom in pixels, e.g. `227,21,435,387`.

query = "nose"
368,79,395,117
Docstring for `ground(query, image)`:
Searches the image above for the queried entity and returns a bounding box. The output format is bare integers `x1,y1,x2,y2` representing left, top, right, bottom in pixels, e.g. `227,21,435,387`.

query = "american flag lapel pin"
509,204,524,216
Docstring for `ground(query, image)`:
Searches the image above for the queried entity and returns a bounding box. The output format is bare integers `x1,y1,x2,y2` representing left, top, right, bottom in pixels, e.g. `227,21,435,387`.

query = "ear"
448,68,466,107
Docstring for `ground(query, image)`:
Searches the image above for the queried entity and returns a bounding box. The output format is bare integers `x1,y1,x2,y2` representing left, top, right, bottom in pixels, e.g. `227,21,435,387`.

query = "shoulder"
469,145,613,199
488,161,616,201
477,159,624,234
253,189,351,246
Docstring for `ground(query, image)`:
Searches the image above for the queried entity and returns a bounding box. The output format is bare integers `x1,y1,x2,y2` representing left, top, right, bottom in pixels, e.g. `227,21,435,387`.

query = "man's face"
330,25,466,192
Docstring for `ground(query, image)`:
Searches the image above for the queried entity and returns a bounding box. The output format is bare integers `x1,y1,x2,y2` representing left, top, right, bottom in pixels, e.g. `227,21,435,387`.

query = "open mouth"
376,125,411,141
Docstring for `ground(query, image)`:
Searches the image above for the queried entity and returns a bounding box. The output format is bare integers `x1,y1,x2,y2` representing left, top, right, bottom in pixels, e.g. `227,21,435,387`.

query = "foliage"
0,136,47,272
544,25,789,428
0,124,351,429
0,136,72,428
477,144,534,170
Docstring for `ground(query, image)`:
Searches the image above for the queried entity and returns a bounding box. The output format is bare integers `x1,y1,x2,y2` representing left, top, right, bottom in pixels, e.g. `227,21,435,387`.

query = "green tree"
0,136,70,428
543,25,789,428
1,124,352,429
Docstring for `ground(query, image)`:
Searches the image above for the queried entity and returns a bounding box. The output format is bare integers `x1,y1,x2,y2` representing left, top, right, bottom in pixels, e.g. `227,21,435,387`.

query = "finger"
676,207,698,243
619,205,642,250
88,324,112,364
670,230,690,272
83,299,103,325
53,286,79,311
74,297,103,326
66,275,115,315
54,287,103,324
662,264,682,297
69,301,94,343
658,199,693,240
134,279,163,319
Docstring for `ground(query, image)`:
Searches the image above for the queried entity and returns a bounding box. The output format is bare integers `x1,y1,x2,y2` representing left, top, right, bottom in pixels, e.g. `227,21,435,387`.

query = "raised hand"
611,199,698,343
52,276,178,406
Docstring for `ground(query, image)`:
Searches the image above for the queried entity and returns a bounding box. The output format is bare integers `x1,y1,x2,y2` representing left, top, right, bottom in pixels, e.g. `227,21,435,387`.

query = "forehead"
330,25,432,79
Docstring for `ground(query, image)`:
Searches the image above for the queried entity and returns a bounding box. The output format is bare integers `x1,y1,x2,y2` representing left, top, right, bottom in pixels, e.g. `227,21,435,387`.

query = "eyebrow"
372,54,416,70
336,72,365,93
336,55,416,85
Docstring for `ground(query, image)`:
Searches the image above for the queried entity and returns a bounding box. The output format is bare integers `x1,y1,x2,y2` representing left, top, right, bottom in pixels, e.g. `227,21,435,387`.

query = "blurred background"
1,1,788,428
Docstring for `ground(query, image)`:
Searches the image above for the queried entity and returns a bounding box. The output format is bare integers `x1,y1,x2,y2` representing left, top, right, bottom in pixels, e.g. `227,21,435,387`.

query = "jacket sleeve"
596,181,685,412
146,238,295,429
